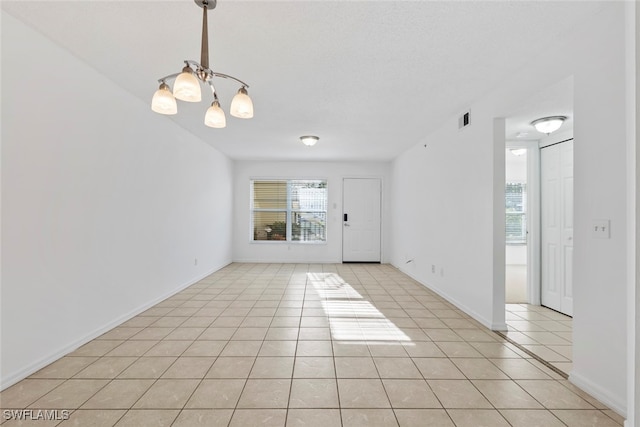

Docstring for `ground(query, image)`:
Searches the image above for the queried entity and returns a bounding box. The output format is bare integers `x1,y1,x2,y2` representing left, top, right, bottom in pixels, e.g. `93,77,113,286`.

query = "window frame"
505,181,527,245
250,178,328,244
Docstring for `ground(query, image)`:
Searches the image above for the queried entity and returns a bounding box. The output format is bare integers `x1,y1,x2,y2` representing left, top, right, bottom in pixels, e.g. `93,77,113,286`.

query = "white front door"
541,140,574,316
343,178,381,262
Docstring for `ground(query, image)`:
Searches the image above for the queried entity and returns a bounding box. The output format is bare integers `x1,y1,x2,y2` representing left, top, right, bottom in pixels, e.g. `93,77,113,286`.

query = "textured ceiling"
3,1,601,161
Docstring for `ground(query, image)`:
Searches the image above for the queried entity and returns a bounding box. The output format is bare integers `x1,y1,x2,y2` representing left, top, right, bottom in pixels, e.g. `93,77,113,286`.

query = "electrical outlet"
431,265,435,274
194,258,198,266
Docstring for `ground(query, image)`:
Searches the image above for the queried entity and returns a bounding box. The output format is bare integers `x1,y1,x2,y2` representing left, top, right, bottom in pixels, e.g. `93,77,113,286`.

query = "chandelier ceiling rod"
151,0,253,128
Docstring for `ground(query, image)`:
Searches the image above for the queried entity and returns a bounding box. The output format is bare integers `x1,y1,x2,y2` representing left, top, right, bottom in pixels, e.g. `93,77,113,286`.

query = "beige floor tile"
259,341,297,357
293,357,335,378
341,409,398,427
132,379,200,409
164,327,205,341
31,379,109,409
185,379,245,408
446,409,511,427
117,357,176,379
521,345,570,362
271,317,301,327
426,380,492,409
393,409,454,427
161,357,215,378
286,409,341,427
402,342,446,358
469,342,522,358
289,379,339,408
206,357,255,378
335,357,379,378
150,316,188,328
74,358,137,379
182,341,226,357
552,409,622,426
144,340,191,357
81,379,153,409
30,357,98,379
114,409,179,426
332,341,371,357
69,340,124,357
367,343,408,357
172,409,233,426
434,342,483,358
500,409,567,426
296,341,333,357
488,359,552,380
229,409,287,427
337,379,391,408
382,379,441,408
57,409,126,426
237,379,291,408
298,328,331,341
423,329,464,342
219,341,262,357
104,341,157,357
0,379,65,408
231,328,269,341
373,358,421,379
131,327,174,340
199,327,237,340
451,358,509,380
472,380,542,408
249,357,294,378
412,358,465,379
516,380,594,409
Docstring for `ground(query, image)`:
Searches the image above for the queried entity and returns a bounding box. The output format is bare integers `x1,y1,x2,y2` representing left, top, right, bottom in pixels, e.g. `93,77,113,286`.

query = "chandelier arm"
206,80,218,99
156,72,182,84
209,72,250,89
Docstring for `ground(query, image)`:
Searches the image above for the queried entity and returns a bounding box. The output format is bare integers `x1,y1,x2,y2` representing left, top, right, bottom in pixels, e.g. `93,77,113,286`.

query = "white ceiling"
3,1,600,161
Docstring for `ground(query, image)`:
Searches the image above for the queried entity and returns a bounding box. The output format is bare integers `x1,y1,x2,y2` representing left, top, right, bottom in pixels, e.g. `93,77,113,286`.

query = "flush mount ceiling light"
151,0,253,128
510,148,527,156
531,116,567,135
300,135,319,146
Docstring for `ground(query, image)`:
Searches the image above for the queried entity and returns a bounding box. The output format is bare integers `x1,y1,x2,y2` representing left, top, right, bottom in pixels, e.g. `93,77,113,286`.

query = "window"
506,182,527,244
251,179,327,242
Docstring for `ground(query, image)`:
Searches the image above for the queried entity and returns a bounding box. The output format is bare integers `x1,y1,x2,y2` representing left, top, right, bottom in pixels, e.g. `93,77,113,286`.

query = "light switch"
592,219,611,239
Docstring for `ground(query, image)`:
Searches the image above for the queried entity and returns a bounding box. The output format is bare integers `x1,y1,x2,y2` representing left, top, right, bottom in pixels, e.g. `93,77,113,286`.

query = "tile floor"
503,304,573,375
0,263,624,426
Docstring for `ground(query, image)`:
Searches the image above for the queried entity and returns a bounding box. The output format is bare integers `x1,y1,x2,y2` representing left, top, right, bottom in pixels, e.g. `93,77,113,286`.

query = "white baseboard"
570,370,627,419
232,258,343,264
395,264,497,331
0,262,228,391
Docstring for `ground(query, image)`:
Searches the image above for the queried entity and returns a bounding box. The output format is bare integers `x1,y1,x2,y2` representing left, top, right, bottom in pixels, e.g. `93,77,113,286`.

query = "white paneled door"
342,178,381,262
541,140,574,316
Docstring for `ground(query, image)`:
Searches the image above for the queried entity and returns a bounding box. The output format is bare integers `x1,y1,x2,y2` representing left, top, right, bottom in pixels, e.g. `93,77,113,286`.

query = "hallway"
0,264,623,426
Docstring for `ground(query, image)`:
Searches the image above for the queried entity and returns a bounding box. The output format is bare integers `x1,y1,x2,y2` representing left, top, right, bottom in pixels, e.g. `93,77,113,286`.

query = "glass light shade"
300,135,319,146
510,148,527,156
532,116,566,135
151,83,177,115
230,87,254,118
173,67,201,102
204,101,226,128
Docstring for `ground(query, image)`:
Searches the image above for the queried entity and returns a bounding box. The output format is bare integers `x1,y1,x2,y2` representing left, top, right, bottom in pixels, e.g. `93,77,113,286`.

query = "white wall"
1,13,234,389
390,2,629,416
233,161,390,263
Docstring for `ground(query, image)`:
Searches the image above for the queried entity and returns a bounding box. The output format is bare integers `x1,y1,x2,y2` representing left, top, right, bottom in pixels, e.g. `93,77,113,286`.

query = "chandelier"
151,0,253,128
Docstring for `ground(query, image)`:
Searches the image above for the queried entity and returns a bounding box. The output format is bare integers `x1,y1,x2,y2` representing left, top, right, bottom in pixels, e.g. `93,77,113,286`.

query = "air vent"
458,110,471,129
